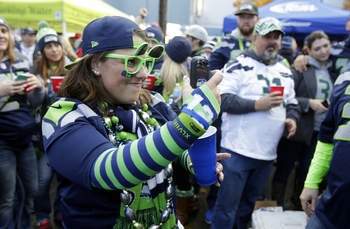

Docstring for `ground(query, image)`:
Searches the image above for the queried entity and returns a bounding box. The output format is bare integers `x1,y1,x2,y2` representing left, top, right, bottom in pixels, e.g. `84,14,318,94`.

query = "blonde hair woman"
161,36,192,108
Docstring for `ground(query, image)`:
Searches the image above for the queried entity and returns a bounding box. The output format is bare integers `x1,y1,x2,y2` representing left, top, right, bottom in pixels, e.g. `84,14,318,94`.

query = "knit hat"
38,20,49,30
0,17,9,30
165,36,192,63
185,25,208,43
255,17,284,36
36,27,60,51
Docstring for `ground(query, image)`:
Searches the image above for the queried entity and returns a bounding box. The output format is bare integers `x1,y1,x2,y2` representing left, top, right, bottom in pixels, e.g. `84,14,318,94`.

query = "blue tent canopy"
223,0,350,40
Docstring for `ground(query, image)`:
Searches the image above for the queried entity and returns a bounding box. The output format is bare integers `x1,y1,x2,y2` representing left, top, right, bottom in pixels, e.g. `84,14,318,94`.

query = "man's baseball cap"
145,25,164,44
235,3,258,16
255,17,284,36
21,27,36,36
185,25,208,43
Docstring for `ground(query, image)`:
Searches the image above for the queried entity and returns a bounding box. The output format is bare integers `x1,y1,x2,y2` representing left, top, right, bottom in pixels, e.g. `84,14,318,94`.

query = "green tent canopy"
0,0,132,33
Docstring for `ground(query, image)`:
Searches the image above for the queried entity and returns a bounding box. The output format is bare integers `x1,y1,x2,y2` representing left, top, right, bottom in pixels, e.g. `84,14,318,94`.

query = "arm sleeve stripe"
104,152,124,189
123,139,151,180
110,147,134,188
130,141,155,177
166,122,191,148
152,127,179,161
98,151,117,189
116,144,141,185
137,137,164,172
145,133,171,167
92,147,133,189
160,124,185,156
93,149,114,190
92,121,195,189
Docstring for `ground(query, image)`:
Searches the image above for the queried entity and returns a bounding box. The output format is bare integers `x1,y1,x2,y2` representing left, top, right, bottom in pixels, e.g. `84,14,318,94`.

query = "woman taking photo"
0,18,44,228
41,16,223,228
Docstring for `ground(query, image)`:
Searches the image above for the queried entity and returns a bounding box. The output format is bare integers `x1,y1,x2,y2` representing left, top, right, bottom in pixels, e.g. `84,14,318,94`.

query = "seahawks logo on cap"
91,41,99,48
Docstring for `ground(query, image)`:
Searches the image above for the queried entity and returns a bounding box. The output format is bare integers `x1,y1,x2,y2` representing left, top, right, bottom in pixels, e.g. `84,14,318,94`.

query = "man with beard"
211,17,300,229
209,3,258,70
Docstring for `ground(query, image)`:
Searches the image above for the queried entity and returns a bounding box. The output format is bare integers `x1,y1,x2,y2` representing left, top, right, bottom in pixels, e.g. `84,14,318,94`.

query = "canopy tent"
0,0,131,34
223,0,350,40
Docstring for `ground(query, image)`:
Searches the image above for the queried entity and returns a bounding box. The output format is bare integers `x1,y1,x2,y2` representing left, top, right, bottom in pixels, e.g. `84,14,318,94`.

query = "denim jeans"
306,214,326,229
212,152,273,229
34,153,54,221
0,141,38,229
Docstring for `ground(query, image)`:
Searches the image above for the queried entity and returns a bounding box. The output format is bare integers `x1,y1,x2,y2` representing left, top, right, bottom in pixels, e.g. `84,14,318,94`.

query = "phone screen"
15,73,28,81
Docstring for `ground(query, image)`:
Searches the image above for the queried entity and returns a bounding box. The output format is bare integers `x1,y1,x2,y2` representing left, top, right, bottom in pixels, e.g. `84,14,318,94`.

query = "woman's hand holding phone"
15,73,44,93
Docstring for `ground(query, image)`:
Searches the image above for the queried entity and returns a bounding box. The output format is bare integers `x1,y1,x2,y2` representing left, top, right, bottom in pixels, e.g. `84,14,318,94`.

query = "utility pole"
159,0,168,35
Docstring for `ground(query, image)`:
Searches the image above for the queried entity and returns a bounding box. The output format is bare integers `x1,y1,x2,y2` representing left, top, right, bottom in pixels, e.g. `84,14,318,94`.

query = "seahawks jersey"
209,35,250,71
316,72,350,229
41,83,220,228
0,56,36,145
219,52,298,160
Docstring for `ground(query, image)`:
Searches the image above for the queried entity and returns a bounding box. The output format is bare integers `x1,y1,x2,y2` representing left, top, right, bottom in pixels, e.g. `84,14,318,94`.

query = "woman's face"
0,25,10,52
96,48,147,105
309,38,331,62
43,42,63,63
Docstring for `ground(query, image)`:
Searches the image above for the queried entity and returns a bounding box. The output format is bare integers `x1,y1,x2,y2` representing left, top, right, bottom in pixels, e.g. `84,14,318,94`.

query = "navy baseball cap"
145,25,164,44
235,3,258,16
21,27,36,35
66,16,140,69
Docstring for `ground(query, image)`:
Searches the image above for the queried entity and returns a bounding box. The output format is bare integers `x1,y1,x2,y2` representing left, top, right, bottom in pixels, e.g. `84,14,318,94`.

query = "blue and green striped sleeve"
91,84,220,189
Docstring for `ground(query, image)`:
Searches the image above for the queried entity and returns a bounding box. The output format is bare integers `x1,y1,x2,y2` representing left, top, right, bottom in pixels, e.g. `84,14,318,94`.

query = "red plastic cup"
270,86,284,96
143,75,157,90
50,76,64,93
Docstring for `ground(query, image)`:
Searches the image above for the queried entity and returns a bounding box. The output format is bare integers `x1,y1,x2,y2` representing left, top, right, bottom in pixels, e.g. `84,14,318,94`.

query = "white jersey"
219,54,298,160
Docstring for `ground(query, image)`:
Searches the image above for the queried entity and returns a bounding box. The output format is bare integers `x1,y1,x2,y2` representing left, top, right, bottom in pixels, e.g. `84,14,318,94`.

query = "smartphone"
322,99,329,108
15,73,28,81
190,56,211,88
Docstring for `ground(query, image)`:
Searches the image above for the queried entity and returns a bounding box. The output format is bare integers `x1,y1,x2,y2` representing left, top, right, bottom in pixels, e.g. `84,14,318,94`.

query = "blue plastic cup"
188,126,217,186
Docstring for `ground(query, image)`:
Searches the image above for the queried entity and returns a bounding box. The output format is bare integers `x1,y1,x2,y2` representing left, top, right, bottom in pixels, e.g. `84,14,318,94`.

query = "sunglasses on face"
104,53,155,77
103,42,164,78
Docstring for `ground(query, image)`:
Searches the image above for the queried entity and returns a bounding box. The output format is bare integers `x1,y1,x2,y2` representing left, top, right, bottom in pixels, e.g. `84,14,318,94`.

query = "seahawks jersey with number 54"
219,50,298,160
